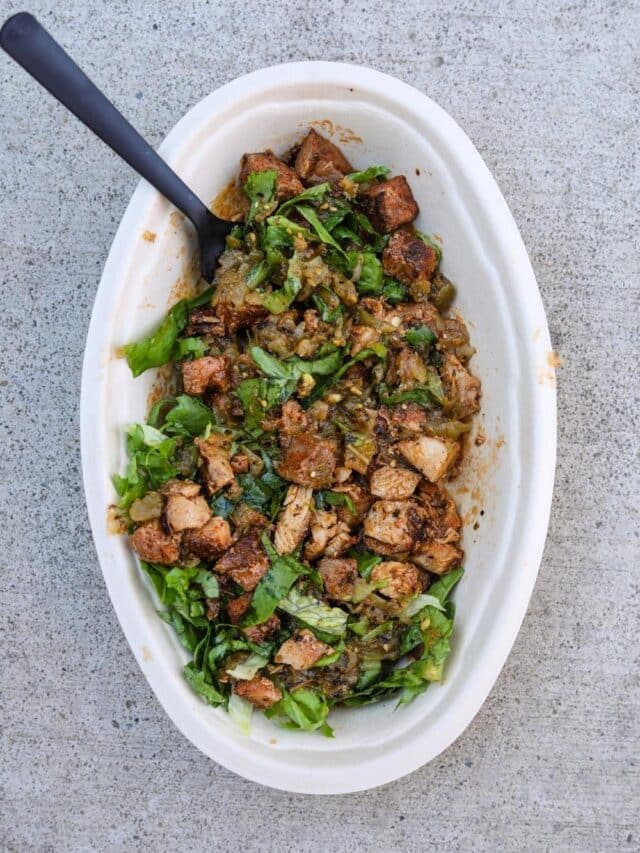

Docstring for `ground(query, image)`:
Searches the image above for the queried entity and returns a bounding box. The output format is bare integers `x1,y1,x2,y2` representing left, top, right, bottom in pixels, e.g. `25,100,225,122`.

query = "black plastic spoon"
0,12,233,282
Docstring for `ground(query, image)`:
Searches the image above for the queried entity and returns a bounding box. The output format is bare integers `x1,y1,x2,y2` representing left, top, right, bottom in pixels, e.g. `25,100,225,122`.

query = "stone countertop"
0,1,638,850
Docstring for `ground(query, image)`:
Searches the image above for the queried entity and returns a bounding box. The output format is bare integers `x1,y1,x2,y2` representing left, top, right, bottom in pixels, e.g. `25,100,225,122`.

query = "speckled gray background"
0,1,638,850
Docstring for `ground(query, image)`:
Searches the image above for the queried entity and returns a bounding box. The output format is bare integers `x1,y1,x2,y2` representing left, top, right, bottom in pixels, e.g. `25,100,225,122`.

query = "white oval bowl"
81,61,556,794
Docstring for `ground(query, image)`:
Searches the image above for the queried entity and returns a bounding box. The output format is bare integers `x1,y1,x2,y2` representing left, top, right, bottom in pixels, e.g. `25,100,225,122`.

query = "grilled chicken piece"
274,485,314,555
393,301,443,333
416,481,462,544
252,311,300,358
242,614,281,644
183,305,226,338
205,597,220,620
397,436,459,482
294,129,352,184
229,453,250,474
389,403,429,435
182,516,233,560
226,592,252,623
348,324,382,356
375,406,429,447
330,483,372,528
370,560,422,599
370,465,421,500
318,557,359,601
181,355,230,395
276,433,338,488
304,510,338,561
160,479,202,498
382,229,438,291
363,499,425,555
393,347,429,390
195,435,235,495
163,493,211,533
233,675,282,709
214,532,269,591
359,176,418,233
239,151,304,199
413,541,463,574
323,526,357,558
441,354,481,418
130,519,180,566
280,399,309,436
230,503,271,536
275,629,335,670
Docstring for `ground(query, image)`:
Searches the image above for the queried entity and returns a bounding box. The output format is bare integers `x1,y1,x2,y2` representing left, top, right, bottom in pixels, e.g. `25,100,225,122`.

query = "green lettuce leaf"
405,324,437,349
266,688,333,737
347,165,390,184
243,535,311,626
226,652,269,680
244,169,278,223
123,286,214,377
227,692,253,734
278,587,348,637
296,205,346,255
183,663,225,706
162,395,216,437
256,254,303,314
277,182,330,215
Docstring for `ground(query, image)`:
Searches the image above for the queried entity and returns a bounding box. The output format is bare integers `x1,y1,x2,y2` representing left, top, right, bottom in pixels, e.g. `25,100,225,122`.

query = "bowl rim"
81,60,556,793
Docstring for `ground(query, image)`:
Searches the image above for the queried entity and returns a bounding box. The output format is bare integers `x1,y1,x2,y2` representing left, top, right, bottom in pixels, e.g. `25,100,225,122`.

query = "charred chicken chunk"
233,675,282,709
363,499,425,555
226,592,252,624
370,560,423,599
194,435,235,495
130,520,180,566
242,614,281,644
396,436,459,482
182,516,233,560
181,355,230,395
441,354,481,418
163,493,211,533
274,485,314,555
275,629,335,670
382,229,439,291
370,465,421,500
276,433,338,488
294,129,353,184
413,541,463,574
214,532,269,591
415,481,462,544
240,151,304,199
359,175,419,233
329,483,372,528
318,557,359,601
183,305,226,338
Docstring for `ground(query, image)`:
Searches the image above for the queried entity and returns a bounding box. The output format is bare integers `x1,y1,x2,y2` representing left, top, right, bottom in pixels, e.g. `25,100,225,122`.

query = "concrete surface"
0,0,638,850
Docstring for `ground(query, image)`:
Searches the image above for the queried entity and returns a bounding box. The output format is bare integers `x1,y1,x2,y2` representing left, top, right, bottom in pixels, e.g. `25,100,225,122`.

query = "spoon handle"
0,12,213,230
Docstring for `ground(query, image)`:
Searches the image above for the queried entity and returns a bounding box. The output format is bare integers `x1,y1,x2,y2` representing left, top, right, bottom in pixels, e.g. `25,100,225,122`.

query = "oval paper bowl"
81,61,556,794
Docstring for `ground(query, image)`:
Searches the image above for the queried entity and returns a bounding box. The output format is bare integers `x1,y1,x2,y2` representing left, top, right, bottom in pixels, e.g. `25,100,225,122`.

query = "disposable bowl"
81,61,556,794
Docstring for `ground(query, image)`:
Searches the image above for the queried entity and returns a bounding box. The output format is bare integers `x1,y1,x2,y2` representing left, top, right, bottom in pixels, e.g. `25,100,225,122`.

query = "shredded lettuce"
278,587,348,637
226,652,269,680
228,692,253,734
401,593,445,619
266,688,333,737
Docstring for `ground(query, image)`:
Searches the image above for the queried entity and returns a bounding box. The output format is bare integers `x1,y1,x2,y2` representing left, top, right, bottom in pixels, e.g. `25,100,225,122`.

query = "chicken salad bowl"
81,62,556,793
